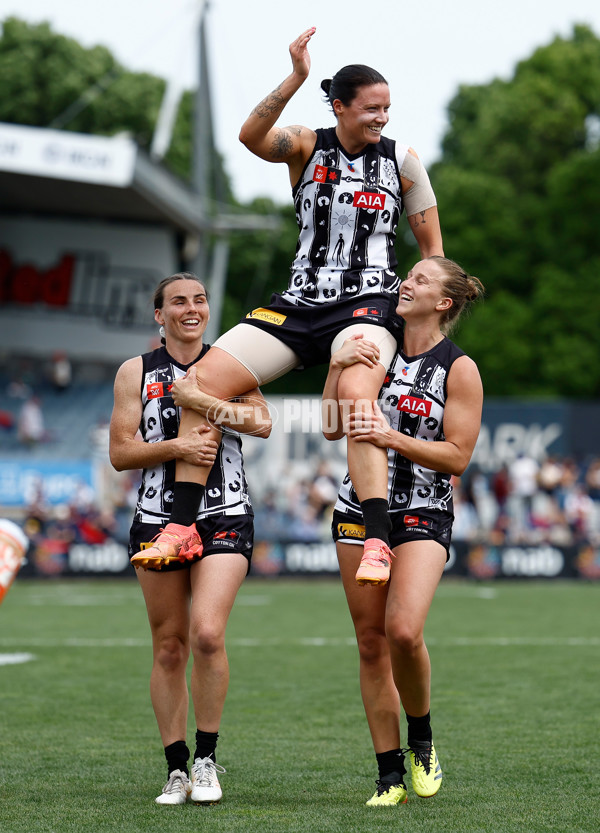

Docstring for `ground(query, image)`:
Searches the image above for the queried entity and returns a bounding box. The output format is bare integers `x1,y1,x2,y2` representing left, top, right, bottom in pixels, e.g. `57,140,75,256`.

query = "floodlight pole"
190,0,211,286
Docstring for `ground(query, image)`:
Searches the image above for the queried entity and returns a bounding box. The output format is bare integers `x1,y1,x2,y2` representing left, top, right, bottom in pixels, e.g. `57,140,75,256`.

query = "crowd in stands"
251,454,600,549
3,358,600,554
10,447,600,560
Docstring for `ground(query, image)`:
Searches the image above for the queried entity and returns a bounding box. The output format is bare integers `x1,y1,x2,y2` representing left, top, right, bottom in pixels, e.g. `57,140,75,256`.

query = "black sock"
406,711,432,747
164,740,190,776
194,729,219,763
360,497,391,544
376,748,406,781
169,482,205,526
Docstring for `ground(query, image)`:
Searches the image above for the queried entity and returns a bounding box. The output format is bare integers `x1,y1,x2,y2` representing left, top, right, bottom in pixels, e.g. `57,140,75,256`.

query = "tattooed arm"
400,147,444,257
239,27,317,181
407,206,443,258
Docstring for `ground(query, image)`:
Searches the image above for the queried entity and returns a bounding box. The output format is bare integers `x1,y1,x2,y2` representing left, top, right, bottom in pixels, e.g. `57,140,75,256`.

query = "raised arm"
170,366,272,439
238,27,318,184
348,355,483,475
109,358,219,472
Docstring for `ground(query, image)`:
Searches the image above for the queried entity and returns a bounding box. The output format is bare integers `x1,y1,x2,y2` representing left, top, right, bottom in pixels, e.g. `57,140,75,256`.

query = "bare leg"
337,361,389,502
385,541,446,716
337,542,401,752
176,347,259,485
136,568,192,745
188,552,248,731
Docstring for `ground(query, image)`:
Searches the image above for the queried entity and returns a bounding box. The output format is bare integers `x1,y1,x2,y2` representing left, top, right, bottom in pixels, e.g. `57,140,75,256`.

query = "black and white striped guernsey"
134,345,252,524
335,337,466,517
284,128,411,306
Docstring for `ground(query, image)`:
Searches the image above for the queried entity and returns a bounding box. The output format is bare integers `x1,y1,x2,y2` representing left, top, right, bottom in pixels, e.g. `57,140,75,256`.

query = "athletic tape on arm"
397,149,437,216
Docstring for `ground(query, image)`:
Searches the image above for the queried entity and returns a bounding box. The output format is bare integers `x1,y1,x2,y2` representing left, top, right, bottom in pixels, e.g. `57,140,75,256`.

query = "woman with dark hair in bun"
131,27,444,583
325,256,484,806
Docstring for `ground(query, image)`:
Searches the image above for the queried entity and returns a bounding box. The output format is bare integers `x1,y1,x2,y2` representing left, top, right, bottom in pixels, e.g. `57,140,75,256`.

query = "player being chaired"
129,25,444,571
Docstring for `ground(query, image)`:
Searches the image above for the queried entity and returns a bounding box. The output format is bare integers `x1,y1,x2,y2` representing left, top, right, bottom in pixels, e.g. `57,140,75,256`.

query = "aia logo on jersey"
147,382,171,399
353,191,386,210
397,395,431,416
353,307,382,318
313,164,341,184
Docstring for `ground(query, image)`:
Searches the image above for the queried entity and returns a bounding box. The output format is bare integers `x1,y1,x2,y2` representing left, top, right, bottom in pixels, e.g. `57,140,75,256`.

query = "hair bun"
320,78,332,95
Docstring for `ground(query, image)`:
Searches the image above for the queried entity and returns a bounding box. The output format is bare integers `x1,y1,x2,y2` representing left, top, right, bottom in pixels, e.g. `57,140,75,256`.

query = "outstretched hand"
289,27,316,80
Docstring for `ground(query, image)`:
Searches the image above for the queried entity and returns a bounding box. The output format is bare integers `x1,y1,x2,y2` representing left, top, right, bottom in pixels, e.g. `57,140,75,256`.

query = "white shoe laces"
162,769,190,795
191,757,226,786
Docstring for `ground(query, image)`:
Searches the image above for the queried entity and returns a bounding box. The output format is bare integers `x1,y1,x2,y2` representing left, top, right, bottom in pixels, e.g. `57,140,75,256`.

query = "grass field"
0,575,598,833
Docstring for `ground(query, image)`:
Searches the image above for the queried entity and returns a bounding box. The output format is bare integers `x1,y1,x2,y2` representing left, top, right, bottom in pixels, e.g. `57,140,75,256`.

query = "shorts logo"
337,522,366,540
404,515,432,529
353,307,382,317
246,308,287,326
313,164,341,184
147,382,166,399
353,191,386,210
397,395,431,416
212,530,240,548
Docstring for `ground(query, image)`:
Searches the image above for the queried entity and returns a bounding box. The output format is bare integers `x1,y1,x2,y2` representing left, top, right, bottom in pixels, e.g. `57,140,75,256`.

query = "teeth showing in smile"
183,319,199,325
369,126,382,133
400,293,413,301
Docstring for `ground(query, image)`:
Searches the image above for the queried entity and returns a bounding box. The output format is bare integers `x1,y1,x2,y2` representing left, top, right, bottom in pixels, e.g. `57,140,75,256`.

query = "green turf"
0,576,598,832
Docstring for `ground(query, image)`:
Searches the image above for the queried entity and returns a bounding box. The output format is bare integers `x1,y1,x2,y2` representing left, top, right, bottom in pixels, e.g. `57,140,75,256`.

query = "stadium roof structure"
0,121,275,236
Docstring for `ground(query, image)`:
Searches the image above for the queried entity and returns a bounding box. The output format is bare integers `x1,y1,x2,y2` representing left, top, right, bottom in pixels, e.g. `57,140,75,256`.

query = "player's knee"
191,364,215,395
190,625,224,659
155,634,188,673
337,367,383,405
356,625,388,665
386,622,423,656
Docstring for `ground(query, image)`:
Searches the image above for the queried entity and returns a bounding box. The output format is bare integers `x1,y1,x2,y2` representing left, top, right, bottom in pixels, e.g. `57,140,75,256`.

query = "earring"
159,326,166,338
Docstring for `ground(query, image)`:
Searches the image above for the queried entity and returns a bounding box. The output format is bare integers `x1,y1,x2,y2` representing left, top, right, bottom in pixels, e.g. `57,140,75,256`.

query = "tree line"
1,17,599,396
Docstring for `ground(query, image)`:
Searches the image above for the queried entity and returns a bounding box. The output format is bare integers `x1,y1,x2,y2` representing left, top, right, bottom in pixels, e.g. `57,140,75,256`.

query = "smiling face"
396,260,452,320
333,83,390,153
155,279,209,344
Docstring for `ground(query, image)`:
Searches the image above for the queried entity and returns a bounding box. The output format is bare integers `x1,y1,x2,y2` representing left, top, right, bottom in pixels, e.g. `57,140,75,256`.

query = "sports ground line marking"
0,636,598,649
0,653,35,666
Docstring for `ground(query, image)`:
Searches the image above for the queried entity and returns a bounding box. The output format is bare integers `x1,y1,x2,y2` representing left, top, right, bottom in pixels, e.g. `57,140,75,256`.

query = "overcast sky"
2,0,600,204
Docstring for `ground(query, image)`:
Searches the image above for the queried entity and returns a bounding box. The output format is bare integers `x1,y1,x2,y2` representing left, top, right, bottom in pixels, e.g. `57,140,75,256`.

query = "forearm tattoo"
411,211,427,228
252,84,285,119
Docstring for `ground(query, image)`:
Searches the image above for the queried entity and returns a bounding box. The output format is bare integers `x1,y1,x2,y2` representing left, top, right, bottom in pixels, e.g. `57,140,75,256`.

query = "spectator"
17,396,45,447
50,352,72,393
491,464,511,513
508,452,539,530
537,457,564,497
